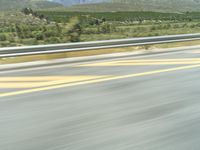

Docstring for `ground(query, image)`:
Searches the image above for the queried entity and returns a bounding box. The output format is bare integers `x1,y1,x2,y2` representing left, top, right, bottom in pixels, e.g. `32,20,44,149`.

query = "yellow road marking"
0,82,50,88
0,76,70,82
78,61,200,66
76,58,200,67
187,51,200,54
0,76,111,89
0,64,200,98
121,58,200,61
0,76,110,82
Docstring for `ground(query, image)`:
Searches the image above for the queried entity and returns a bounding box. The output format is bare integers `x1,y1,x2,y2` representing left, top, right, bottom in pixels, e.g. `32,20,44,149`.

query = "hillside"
49,0,108,6
0,0,63,11
2,0,200,12
64,0,200,12
113,0,200,11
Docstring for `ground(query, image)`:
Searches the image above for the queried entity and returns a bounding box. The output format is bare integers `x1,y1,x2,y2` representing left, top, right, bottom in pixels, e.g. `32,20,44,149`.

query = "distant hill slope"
0,0,63,11
113,0,200,11
64,0,200,12
49,0,108,6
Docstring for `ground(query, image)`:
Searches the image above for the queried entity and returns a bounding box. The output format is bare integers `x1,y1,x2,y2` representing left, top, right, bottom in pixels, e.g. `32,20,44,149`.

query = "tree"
15,24,24,38
99,23,112,33
63,17,82,42
102,18,106,23
56,23,62,34
0,34,7,41
35,32,44,40
21,8,33,15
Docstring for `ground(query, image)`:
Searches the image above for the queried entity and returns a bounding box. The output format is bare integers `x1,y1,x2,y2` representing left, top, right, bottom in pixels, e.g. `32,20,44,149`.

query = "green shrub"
35,32,45,40
0,34,7,41
45,37,62,43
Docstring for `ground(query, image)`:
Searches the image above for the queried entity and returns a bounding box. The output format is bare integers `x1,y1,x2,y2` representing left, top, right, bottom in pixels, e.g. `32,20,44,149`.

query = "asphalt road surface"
1,48,200,150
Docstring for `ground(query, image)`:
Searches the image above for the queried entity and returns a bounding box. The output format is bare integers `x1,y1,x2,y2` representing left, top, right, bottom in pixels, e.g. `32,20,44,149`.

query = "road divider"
1,33,200,58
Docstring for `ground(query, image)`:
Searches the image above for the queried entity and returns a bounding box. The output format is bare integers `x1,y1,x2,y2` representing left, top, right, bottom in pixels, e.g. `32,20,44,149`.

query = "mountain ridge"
2,0,200,12
0,0,62,11
49,0,107,6
62,0,200,12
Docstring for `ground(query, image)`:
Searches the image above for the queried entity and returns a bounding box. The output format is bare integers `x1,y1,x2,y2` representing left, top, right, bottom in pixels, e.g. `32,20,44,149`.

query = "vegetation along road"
2,10,200,47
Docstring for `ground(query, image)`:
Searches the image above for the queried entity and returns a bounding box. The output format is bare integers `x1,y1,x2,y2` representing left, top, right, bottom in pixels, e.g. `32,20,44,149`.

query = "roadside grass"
1,40,200,65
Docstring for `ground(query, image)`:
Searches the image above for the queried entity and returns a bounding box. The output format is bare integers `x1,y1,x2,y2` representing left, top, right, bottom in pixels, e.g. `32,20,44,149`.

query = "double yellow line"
0,64,200,98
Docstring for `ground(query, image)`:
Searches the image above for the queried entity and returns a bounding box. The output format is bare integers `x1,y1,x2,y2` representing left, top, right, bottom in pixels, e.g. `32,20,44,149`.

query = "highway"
1,47,200,150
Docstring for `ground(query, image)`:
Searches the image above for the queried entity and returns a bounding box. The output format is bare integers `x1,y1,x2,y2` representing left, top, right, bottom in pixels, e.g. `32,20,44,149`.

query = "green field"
1,10,200,47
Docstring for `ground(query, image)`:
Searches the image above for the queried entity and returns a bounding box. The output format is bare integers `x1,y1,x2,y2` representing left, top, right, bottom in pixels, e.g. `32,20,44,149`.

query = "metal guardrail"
1,33,200,58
